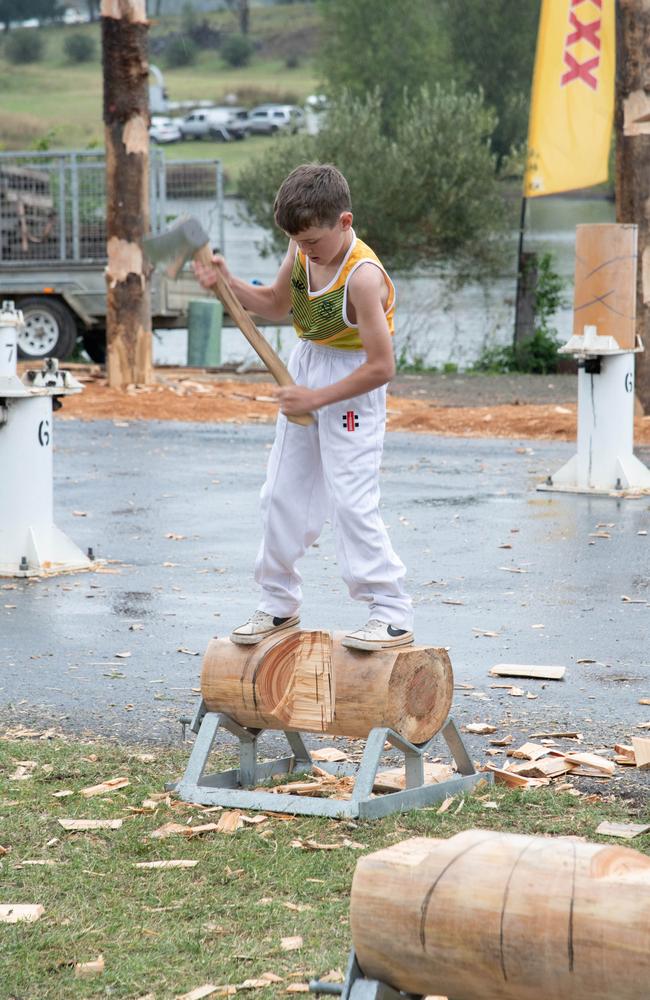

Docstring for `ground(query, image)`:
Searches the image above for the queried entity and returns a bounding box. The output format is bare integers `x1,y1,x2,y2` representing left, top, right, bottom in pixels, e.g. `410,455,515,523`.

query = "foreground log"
201,630,453,742
350,830,650,1000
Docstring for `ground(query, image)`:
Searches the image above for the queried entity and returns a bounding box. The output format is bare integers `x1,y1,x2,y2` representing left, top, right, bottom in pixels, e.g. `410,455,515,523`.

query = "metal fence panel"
0,150,223,266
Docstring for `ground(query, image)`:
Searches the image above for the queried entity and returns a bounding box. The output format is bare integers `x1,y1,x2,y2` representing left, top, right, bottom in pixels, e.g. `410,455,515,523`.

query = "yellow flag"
524,0,615,197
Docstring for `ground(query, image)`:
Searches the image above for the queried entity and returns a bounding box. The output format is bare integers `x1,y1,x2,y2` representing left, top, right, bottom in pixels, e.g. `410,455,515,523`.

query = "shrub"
6,29,44,64
63,33,96,64
473,253,566,374
221,33,254,68
165,36,198,68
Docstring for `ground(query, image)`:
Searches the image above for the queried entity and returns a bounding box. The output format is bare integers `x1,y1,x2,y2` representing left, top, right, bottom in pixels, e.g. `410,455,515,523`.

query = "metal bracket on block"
310,949,423,999
169,702,490,819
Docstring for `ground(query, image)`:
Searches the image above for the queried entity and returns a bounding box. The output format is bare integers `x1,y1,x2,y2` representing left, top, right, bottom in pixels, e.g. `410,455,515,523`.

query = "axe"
144,217,313,426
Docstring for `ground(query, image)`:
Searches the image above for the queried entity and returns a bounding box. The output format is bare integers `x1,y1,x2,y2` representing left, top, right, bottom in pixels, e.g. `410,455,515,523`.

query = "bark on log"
616,0,650,412
102,0,152,388
350,830,650,1000
201,630,453,742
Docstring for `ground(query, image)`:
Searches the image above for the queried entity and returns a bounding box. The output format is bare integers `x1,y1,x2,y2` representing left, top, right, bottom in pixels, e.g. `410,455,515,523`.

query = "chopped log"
350,830,650,1000
201,631,453,742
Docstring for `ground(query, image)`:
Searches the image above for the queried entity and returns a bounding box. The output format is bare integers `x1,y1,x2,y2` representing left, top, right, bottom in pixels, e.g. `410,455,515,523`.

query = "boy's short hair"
274,163,352,234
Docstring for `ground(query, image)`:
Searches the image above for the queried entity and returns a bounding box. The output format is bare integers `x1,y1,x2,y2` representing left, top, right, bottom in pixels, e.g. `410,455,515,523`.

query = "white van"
179,108,247,141
244,105,305,135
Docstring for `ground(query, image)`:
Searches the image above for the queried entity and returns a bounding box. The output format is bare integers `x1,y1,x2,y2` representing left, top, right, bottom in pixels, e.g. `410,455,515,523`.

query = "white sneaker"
341,619,414,651
230,610,300,645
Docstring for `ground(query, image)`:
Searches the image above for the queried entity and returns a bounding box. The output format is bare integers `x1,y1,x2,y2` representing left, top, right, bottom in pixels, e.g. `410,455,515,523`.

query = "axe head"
143,216,210,279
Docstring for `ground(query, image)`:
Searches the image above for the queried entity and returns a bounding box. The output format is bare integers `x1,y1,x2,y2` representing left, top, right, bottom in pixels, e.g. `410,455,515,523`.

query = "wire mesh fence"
0,150,223,265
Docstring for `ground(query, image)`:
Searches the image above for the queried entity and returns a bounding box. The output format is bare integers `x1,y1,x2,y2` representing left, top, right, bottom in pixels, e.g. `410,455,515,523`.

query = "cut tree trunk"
201,630,453,741
101,0,152,388
350,830,650,1000
616,0,650,412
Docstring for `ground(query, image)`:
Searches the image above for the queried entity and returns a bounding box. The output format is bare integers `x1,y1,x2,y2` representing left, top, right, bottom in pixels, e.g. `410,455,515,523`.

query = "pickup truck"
0,149,224,362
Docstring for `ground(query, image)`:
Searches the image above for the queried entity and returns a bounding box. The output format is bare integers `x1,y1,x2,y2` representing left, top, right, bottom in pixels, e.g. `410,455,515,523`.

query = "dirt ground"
50,364,650,443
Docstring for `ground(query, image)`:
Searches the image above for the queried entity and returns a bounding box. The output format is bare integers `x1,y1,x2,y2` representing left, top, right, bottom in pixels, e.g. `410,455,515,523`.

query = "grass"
0,7,319,155
1,734,648,999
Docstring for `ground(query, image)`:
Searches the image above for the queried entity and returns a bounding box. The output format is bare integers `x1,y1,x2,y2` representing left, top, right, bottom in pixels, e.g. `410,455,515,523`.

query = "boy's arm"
193,243,295,321
277,263,395,415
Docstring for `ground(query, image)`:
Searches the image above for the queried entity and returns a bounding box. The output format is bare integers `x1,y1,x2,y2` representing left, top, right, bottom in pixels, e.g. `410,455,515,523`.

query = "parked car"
244,104,305,135
149,115,182,144
179,107,247,142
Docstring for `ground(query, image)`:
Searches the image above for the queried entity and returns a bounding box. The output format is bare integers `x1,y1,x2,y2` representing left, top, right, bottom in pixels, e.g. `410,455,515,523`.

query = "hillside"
0,2,321,152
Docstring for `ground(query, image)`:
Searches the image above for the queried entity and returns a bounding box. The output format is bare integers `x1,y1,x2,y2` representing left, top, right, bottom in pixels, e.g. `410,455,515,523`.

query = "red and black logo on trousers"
342,410,359,431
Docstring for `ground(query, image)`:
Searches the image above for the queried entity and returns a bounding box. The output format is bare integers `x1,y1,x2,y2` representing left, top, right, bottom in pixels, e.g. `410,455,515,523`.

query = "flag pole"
513,194,528,344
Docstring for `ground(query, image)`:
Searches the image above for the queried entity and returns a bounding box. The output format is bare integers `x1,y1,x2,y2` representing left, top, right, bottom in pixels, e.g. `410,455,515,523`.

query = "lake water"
154,194,615,369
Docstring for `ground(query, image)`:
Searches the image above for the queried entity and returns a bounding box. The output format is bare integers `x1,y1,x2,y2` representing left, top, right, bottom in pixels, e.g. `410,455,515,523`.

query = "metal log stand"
172,700,488,820
310,949,424,999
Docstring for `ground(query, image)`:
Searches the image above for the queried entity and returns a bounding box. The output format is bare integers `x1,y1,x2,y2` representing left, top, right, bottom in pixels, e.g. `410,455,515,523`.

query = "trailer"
0,149,224,362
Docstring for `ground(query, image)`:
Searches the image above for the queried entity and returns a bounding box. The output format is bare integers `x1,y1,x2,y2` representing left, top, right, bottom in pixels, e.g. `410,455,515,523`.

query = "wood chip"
490,735,513,746
80,776,129,797
481,764,538,788
465,723,497,735
509,757,576,778
489,663,565,680
75,954,105,978
595,821,650,839
59,819,122,831
310,747,349,762
280,935,303,951
563,752,615,776
150,823,189,840
285,986,309,995
528,731,581,740
373,762,453,793
631,736,650,770
510,742,549,761
134,860,198,869
215,810,244,833
176,986,220,1000
436,796,455,813
0,904,45,923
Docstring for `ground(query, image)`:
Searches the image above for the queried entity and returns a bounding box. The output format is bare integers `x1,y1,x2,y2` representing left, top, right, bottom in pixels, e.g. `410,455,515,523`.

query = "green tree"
237,87,510,274
317,0,454,135
441,0,541,161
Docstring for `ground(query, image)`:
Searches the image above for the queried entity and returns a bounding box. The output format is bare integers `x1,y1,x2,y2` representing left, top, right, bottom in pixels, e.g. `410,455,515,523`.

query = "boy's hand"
193,254,231,291
276,385,320,417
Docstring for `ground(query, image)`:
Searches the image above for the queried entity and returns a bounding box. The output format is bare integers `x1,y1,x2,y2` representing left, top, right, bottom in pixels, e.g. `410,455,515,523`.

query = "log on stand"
349,829,650,1000
201,630,453,742
170,629,478,820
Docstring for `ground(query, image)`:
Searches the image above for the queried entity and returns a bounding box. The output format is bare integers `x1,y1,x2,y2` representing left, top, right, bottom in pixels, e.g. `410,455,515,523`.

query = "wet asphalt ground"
1,418,648,797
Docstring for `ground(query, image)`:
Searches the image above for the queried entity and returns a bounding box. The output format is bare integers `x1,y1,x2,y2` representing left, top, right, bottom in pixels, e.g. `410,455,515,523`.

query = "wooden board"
489,663,565,680
632,736,650,770
573,224,637,349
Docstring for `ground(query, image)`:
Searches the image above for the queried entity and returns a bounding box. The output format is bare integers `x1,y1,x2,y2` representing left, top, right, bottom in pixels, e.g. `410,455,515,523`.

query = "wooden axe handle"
193,244,314,427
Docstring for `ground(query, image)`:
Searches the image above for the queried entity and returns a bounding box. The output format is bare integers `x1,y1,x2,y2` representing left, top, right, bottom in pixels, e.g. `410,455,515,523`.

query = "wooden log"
201,630,453,742
350,830,650,1000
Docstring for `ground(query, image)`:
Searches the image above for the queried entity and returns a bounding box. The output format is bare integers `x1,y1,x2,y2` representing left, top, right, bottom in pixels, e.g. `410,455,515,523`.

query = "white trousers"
255,340,413,629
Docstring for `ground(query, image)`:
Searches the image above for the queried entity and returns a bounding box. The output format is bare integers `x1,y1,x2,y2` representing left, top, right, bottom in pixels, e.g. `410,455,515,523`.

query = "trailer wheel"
17,297,78,361
82,328,106,364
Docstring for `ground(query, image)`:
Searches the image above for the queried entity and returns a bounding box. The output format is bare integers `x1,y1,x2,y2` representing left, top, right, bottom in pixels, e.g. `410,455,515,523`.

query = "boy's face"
287,211,353,266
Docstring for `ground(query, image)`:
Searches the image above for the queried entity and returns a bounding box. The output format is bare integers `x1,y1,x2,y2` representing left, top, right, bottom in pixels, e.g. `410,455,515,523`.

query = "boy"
195,163,413,651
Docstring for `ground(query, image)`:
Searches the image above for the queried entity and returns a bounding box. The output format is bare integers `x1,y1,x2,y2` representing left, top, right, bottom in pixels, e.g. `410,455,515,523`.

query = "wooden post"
616,0,650,412
101,0,152,388
201,630,453,743
350,830,650,1000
